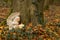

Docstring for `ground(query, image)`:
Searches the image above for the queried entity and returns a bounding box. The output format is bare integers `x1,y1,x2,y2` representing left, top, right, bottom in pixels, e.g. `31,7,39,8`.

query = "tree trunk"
12,0,45,26
31,0,45,25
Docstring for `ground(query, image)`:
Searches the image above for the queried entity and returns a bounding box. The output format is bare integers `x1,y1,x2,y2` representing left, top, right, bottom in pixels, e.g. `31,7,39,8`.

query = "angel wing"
7,12,20,29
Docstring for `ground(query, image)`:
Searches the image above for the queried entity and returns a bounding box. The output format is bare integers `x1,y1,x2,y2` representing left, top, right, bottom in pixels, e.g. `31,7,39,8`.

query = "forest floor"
0,23,60,40
0,5,60,40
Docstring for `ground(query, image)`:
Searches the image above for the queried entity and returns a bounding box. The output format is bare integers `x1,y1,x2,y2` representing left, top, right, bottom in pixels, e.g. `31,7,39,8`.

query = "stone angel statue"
7,12,24,30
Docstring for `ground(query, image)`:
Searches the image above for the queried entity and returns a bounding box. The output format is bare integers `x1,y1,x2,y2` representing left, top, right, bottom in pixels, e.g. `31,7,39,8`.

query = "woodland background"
0,0,60,40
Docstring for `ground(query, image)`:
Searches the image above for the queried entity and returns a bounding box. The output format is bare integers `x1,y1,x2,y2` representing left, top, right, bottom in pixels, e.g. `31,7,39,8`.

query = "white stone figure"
7,12,24,30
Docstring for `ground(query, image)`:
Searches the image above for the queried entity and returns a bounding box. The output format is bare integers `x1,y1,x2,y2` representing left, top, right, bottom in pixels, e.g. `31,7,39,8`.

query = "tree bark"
12,0,45,26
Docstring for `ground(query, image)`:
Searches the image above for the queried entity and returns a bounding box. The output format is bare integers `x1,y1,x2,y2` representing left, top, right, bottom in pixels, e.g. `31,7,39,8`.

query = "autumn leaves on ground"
0,8,60,40
0,23,60,40
0,22,60,40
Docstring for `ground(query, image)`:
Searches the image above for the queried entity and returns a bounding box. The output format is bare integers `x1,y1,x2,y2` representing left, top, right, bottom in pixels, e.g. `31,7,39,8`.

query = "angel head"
12,12,20,22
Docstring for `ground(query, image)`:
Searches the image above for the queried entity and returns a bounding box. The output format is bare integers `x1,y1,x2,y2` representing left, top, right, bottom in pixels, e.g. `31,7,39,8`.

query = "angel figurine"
7,12,24,30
